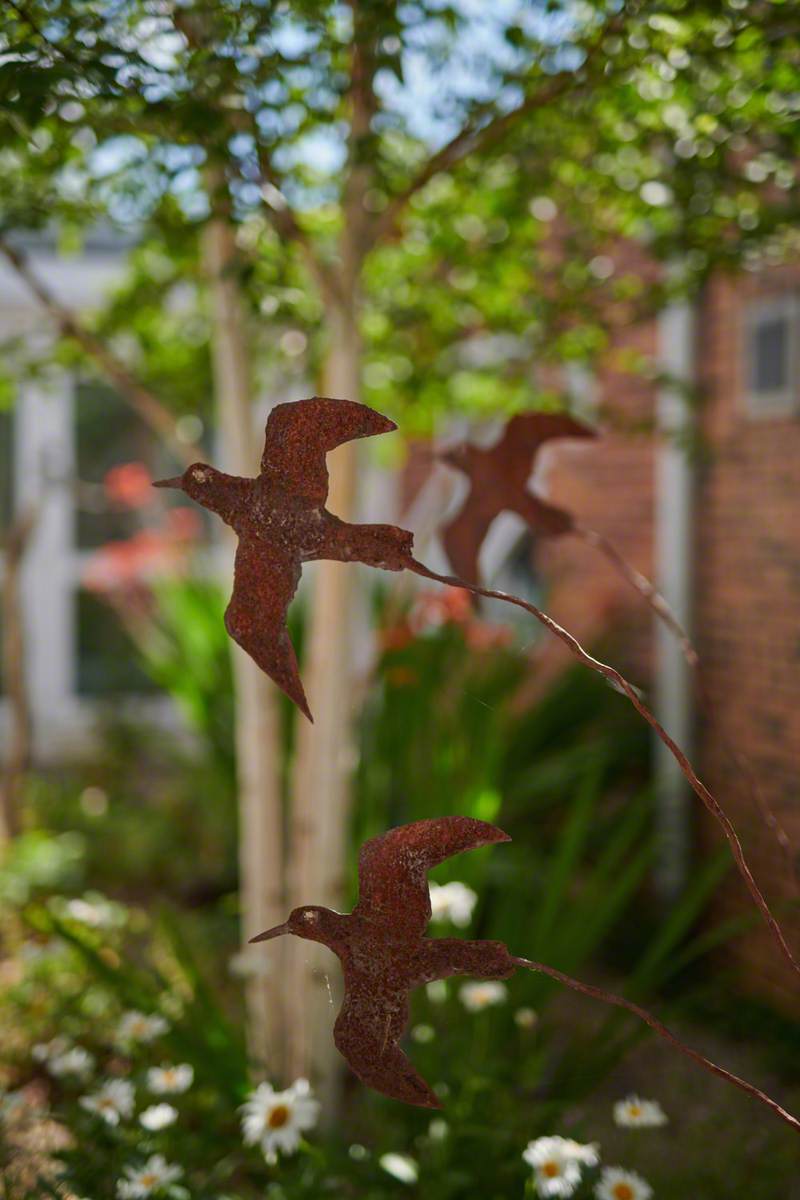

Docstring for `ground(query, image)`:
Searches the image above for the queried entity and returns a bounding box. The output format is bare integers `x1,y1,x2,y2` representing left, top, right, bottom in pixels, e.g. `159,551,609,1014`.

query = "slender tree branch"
251,142,344,309
173,5,341,310
512,956,800,1132
371,11,626,248
0,239,198,467
5,0,85,70
340,0,381,280
406,556,800,981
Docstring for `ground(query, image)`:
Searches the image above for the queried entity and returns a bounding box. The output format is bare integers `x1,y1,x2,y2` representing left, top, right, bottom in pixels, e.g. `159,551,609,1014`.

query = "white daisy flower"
459,980,507,1011
241,1078,319,1163
32,1036,70,1064
379,1153,419,1184
117,1012,169,1044
228,948,271,979
146,1064,194,1094
514,1006,538,1030
429,881,478,927
49,1047,95,1079
523,1136,599,1198
613,1095,667,1128
595,1166,653,1200
117,1154,182,1198
140,1103,178,1131
80,1079,135,1126
65,896,120,928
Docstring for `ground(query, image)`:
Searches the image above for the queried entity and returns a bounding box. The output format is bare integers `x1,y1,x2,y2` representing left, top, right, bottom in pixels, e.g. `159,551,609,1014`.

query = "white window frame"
0,244,179,762
743,292,800,420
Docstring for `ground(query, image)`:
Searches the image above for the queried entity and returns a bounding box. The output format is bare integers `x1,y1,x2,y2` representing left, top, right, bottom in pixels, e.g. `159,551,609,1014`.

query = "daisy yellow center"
613,1185,634,1200
140,1175,158,1188
268,1104,291,1128
628,1104,641,1116
542,1161,561,1178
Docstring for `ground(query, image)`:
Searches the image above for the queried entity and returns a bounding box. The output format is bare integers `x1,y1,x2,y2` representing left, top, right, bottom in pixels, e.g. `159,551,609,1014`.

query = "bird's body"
441,412,596,585
154,397,415,719
251,816,516,1107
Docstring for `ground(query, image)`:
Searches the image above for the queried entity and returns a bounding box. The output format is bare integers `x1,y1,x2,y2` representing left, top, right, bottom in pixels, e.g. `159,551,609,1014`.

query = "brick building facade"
539,267,800,1010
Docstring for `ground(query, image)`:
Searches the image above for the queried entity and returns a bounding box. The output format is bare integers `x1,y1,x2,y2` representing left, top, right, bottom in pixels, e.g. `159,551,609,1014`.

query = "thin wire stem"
405,556,800,980
574,523,796,880
512,955,800,1132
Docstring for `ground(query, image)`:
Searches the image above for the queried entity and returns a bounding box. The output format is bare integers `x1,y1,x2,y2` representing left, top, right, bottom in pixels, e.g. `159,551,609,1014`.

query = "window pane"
498,529,543,606
75,381,194,549
486,529,543,629
752,318,788,393
75,589,156,696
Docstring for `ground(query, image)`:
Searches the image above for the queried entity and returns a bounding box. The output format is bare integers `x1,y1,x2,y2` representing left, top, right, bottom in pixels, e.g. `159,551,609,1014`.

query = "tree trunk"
285,9,376,1101
203,217,286,1077
0,510,36,845
286,302,362,1100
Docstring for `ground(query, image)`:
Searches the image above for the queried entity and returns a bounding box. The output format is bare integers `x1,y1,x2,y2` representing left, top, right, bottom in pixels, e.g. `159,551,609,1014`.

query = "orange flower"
83,513,201,594
104,461,154,509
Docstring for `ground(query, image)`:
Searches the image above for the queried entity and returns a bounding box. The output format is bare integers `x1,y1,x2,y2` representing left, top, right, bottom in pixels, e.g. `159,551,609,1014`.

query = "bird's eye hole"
191,468,208,483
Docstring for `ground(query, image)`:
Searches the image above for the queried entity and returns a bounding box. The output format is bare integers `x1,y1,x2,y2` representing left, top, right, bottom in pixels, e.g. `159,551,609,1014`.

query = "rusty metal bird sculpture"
151,397,796,982
252,816,513,1108
440,411,596,586
153,397,414,720
250,816,799,1131
439,410,796,882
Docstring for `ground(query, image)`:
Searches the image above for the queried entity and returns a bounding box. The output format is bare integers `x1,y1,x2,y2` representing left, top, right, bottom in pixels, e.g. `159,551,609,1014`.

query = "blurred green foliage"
2,1,799,433
3,578,799,1196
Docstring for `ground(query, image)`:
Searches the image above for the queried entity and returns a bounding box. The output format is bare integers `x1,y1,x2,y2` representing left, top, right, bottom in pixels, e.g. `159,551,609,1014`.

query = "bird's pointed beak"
152,476,184,490
249,923,289,943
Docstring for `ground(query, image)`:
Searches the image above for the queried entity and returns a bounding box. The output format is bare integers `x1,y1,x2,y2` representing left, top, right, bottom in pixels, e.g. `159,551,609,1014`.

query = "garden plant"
1,0,799,1196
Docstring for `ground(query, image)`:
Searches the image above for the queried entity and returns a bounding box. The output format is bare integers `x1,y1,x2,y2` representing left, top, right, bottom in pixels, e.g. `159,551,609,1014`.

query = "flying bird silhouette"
440,412,596,585
153,397,414,720
249,815,800,1131
251,816,515,1108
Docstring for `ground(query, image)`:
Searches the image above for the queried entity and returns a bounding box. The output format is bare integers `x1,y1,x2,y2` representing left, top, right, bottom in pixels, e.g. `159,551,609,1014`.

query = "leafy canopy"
1,1,798,428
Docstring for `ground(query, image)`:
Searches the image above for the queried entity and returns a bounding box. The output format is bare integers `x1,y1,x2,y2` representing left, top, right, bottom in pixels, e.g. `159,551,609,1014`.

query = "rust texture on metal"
251,815,515,1108
441,412,596,583
251,816,800,1130
153,396,798,991
153,396,414,720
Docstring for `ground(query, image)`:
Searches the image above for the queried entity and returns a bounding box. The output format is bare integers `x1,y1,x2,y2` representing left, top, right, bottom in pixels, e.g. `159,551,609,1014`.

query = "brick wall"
404,262,799,1008
693,267,800,1010
541,266,800,1010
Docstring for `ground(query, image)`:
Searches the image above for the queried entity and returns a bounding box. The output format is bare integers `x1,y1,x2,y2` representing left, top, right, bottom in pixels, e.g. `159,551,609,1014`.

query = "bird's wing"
513,489,575,538
499,411,597,459
223,536,310,720
261,397,397,505
334,981,440,1108
441,495,496,583
354,817,510,938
